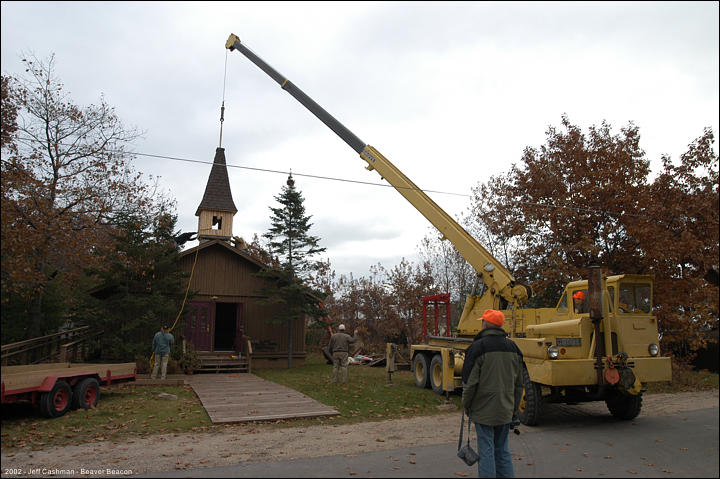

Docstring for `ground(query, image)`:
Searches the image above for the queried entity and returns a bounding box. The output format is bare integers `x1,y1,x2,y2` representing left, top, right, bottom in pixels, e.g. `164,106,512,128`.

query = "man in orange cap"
572,290,587,314
461,309,524,478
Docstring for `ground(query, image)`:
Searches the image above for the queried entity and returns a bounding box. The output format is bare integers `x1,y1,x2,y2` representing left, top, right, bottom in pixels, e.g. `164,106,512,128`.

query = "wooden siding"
179,243,306,356
197,209,234,239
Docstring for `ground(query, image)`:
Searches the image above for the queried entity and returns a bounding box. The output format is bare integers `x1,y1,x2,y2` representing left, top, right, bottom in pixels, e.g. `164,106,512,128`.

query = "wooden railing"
1,326,102,366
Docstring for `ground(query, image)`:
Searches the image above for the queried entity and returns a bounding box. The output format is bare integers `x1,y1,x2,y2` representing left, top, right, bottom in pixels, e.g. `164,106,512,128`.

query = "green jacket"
328,332,357,354
461,327,524,426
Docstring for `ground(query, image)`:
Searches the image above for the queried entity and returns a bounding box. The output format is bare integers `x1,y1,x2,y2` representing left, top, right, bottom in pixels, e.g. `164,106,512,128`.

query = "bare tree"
1,54,155,337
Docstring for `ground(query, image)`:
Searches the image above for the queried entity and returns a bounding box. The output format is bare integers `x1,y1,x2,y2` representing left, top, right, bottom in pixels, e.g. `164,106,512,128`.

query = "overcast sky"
2,1,718,278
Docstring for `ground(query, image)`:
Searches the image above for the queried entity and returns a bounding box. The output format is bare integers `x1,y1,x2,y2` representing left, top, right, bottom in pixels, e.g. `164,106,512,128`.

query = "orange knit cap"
573,291,586,301
478,309,505,327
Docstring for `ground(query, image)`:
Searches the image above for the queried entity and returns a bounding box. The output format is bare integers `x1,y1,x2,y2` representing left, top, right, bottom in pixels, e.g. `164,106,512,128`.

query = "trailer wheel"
412,354,430,389
518,367,542,426
606,392,642,420
40,380,72,418
72,377,100,410
430,354,444,395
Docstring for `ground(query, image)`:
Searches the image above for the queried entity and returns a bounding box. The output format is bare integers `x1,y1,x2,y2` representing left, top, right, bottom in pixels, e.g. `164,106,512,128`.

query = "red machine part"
422,294,451,342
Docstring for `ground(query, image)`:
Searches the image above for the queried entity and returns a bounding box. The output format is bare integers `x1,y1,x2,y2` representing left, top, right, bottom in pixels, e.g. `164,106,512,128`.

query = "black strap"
458,410,472,451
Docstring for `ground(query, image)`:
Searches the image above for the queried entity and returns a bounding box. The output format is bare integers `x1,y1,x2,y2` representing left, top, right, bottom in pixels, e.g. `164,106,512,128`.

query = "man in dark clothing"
328,324,358,383
462,309,524,478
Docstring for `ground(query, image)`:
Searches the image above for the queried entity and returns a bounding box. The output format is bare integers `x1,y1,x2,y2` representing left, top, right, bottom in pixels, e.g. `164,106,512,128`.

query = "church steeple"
195,147,237,242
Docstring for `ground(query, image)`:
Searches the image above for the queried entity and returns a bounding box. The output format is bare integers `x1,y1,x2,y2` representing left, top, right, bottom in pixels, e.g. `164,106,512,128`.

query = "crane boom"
226,34,531,309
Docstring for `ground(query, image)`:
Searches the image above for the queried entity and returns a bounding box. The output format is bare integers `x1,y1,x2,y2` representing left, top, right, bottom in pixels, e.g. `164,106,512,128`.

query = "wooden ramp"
185,373,339,424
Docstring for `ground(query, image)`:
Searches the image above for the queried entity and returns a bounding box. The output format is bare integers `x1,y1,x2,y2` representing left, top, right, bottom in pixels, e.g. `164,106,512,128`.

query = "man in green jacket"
462,309,524,478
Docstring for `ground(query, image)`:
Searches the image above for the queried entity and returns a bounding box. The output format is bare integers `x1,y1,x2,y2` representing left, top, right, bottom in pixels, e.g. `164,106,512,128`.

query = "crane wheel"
606,391,642,420
412,354,431,389
518,367,542,426
40,380,72,418
430,354,444,395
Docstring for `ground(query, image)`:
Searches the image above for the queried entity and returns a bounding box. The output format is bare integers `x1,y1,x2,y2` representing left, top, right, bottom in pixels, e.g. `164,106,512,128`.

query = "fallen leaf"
576,468,584,471
627,471,638,474
455,473,470,477
409,460,416,464
604,456,613,459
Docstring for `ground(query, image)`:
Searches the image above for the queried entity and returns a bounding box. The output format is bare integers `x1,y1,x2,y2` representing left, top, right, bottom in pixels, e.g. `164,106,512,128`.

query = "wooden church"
179,147,306,368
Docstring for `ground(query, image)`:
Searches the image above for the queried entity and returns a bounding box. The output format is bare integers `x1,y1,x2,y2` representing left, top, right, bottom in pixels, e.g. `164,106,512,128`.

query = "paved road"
147,407,718,478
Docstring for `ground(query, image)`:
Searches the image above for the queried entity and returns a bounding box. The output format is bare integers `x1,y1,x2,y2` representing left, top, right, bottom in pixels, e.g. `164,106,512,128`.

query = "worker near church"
151,325,175,380
461,309,524,478
328,324,359,383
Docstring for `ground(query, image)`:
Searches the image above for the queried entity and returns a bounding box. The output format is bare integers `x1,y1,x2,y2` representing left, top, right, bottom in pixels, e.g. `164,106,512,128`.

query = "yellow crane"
225,33,671,425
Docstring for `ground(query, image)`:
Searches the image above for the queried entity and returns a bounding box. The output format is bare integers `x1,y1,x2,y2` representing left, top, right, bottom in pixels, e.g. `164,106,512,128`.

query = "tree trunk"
28,290,44,338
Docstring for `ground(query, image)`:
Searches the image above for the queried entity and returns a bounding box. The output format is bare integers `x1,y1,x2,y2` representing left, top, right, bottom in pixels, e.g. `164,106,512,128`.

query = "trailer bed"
2,362,136,402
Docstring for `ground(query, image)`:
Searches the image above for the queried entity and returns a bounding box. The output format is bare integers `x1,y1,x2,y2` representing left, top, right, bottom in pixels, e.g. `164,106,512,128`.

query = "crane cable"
219,49,228,149
151,51,230,375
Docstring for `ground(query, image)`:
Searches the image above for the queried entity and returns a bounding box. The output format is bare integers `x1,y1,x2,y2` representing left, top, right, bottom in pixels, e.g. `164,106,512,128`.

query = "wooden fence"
1,326,102,366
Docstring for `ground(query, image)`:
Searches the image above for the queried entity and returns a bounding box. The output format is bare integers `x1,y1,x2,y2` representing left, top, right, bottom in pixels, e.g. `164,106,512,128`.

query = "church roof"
195,148,237,216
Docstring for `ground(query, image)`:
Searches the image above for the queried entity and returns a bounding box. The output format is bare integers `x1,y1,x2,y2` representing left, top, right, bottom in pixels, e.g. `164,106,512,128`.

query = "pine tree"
84,211,190,360
256,174,326,368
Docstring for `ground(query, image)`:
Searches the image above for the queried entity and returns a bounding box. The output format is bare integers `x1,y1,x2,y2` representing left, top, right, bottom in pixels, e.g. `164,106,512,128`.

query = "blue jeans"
475,423,514,478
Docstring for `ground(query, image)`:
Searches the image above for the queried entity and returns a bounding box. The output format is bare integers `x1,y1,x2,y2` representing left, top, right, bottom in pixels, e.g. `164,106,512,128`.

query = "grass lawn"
1,353,716,450
253,353,461,426
1,354,457,450
1,384,210,450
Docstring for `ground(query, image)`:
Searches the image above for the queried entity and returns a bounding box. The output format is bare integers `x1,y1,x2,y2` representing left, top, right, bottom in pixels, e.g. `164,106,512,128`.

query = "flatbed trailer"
1,362,136,418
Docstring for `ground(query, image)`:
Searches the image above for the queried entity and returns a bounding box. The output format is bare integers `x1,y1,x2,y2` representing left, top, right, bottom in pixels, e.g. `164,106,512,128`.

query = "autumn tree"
467,116,718,355
317,259,436,353
255,175,327,367
1,54,159,338
628,128,719,353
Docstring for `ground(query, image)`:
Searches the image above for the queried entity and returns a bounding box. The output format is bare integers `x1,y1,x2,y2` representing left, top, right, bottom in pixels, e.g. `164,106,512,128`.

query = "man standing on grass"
462,309,524,478
151,325,174,380
328,324,358,383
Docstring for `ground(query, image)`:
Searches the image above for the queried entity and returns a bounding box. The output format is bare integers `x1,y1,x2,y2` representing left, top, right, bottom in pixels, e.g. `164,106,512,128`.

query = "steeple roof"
195,147,237,216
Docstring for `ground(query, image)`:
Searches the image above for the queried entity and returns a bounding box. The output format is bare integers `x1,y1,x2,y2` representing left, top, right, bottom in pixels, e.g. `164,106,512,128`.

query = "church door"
186,302,212,351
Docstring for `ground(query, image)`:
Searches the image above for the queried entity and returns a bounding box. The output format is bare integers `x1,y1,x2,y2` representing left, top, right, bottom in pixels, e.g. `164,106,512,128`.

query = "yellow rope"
150,243,201,373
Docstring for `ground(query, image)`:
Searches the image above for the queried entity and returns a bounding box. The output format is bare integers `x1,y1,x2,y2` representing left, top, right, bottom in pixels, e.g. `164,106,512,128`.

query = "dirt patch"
1,390,717,477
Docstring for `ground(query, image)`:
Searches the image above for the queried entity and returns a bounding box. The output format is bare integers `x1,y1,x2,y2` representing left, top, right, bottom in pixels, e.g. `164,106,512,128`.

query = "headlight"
648,344,659,356
548,345,559,359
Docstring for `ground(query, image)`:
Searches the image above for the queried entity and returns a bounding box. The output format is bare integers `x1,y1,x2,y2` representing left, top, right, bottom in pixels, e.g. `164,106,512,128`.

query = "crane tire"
606,392,642,420
518,367,542,426
412,353,431,389
430,354,444,395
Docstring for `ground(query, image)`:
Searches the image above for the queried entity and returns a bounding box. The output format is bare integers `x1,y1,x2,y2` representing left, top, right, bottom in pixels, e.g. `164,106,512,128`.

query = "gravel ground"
1,389,717,477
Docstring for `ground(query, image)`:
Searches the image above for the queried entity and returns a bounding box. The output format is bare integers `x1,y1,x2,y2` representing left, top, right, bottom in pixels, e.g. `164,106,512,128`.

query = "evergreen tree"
83,210,190,360
256,175,327,368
